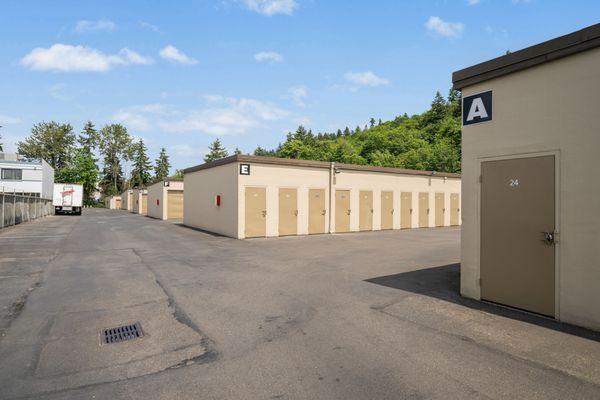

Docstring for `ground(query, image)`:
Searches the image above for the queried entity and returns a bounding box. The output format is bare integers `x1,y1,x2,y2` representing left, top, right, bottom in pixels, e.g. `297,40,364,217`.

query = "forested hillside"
253,90,462,173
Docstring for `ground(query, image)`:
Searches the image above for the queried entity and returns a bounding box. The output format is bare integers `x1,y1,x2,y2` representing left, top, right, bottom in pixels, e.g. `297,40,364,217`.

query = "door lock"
262,210,267,217
541,231,555,245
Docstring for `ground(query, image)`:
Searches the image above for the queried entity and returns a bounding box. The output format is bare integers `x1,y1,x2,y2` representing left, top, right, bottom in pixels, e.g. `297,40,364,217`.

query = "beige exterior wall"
460,47,600,330
131,189,147,215
147,180,184,220
106,196,121,210
120,190,133,211
235,162,460,239
333,170,461,232
237,163,331,238
184,163,238,237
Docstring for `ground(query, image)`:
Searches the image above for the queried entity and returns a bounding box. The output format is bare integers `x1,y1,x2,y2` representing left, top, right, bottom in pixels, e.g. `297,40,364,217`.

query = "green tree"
99,124,132,195
234,147,243,155
79,121,99,153
369,118,376,128
173,169,184,179
55,149,100,205
154,147,171,180
204,138,228,162
130,139,152,188
17,121,76,171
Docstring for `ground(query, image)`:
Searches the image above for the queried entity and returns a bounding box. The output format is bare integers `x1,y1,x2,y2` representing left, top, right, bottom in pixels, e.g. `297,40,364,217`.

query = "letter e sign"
463,91,492,126
239,164,250,175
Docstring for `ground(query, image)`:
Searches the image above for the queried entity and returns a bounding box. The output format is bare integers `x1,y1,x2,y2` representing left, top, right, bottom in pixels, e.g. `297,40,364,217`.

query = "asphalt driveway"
1,208,599,399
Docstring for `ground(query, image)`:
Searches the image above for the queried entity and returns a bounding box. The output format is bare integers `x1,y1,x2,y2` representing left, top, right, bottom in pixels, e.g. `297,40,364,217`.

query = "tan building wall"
120,190,133,211
147,180,184,220
184,163,238,237
131,189,147,215
237,163,330,238
105,196,121,210
460,47,600,330
333,170,461,232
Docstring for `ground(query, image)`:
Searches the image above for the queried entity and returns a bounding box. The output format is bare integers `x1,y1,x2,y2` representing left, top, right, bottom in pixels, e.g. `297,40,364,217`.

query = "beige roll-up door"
380,191,393,230
141,194,148,215
435,193,445,227
278,188,298,236
335,190,351,233
308,188,326,234
245,187,267,238
481,155,555,317
359,191,373,231
400,192,412,229
450,193,460,226
115,198,121,209
167,190,184,219
418,192,429,228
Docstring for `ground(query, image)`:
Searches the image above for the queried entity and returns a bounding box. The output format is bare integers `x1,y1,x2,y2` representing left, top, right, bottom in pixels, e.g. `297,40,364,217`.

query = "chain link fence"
1,187,53,230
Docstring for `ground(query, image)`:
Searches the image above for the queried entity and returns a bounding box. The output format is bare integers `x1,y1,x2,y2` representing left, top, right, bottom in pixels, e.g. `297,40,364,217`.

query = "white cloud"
285,85,308,107
159,45,198,65
48,84,70,100
170,144,206,158
425,16,465,38
344,71,390,87
139,21,160,32
240,0,298,16
20,44,152,72
112,97,289,136
75,19,116,33
0,114,21,125
254,51,284,63
467,0,480,5
119,48,154,65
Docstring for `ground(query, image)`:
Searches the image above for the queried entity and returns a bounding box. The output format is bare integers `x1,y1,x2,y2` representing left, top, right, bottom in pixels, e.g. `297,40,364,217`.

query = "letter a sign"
463,91,492,126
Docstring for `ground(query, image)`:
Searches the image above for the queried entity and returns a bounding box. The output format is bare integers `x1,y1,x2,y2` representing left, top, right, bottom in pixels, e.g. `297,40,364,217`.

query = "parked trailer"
53,183,83,215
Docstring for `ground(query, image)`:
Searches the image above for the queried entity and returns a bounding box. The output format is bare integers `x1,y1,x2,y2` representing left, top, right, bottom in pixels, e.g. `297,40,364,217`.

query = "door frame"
243,185,268,238
477,150,561,319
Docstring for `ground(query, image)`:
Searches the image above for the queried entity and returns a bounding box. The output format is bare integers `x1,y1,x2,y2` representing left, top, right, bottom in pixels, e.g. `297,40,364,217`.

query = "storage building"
453,24,600,330
120,189,133,211
183,155,460,239
131,188,148,215
105,195,121,210
147,178,184,220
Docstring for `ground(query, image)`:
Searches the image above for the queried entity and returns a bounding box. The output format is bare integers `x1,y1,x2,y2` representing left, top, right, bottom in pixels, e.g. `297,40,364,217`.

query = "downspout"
328,162,335,233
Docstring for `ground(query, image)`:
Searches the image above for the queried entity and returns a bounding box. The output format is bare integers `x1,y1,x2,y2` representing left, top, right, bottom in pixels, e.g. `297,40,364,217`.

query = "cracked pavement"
1,208,600,399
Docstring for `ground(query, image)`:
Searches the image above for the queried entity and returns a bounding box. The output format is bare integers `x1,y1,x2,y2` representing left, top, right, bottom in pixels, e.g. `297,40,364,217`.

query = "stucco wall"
131,189,147,214
147,180,184,220
120,190,132,211
184,163,238,237
333,169,461,232
237,163,331,238
460,47,600,330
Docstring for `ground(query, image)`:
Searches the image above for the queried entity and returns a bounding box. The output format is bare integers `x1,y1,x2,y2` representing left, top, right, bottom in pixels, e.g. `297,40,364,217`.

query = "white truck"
53,183,83,215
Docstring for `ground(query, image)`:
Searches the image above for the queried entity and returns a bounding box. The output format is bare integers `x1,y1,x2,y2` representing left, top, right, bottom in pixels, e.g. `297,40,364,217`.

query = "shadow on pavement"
365,263,600,342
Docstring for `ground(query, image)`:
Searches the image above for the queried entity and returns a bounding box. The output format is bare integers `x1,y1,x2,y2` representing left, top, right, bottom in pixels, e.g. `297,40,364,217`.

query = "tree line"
15,122,172,204
203,89,461,173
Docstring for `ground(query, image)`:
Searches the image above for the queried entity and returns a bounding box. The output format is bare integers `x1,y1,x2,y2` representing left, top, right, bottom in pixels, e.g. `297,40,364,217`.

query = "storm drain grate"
102,322,144,344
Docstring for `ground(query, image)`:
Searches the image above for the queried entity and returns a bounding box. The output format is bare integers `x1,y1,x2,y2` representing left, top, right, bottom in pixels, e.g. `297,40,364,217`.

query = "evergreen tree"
204,139,229,162
234,147,243,155
369,118,376,128
99,124,132,195
343,127,350,136
130,139,152,188
56,149,99,205
79,121,99,153
17,121,76,171
154,147,171,180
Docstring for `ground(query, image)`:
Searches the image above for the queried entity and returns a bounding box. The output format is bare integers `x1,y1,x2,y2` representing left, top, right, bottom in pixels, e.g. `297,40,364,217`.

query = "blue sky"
0,0,597,172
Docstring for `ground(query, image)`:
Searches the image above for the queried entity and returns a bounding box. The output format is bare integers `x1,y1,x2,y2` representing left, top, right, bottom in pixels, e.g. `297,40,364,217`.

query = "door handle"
370,209,373,214
262,210,267,217
294,210,298,216
391,209,394,214
541,231,556,245
321,210,326,215
347,209,351,215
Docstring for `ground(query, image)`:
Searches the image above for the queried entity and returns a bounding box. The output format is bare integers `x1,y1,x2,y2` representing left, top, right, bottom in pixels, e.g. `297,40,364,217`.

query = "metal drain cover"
102,322,144,344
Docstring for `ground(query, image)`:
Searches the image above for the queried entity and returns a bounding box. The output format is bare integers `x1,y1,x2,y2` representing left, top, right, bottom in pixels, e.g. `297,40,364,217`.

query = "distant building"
0,153,54,199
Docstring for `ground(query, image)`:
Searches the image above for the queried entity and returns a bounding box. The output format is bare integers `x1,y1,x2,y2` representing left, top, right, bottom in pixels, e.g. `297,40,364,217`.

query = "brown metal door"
481,155,555,317
400,192,412,229
308,189,326,234
167,190,184,219
418,192,429,228
245,187,267,238
278,188,298,236
335,190,350,233
359,191,373,231
380,191,393,230
435,193,445,227
450,193,460,226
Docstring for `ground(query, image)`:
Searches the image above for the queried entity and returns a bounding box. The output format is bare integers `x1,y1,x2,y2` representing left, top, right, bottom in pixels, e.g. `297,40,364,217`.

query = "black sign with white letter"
239,164,250,175
463,91,492,126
